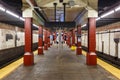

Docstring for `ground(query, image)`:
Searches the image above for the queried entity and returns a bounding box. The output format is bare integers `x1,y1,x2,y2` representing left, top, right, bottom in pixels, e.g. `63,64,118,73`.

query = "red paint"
68,32,71,47
53,32,56,43
24,52,34,66
48,31,51,47
86,18,97,65
24,18,34,66
72,29,75,46
76,25,82,55
86,52,97,65
38,26,43,55
44,29,48,50
66,33,68,45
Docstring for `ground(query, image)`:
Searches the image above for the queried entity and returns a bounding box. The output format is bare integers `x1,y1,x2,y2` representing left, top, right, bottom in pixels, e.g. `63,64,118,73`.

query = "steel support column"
86,18,97,65
24,18,34,66
38,25,43,55
48,31,51,47
68,32,71,47
72,29,75,46
44,29,48,50
66,33,68,45
53,3,57,21
63,3,66,22
76,25,82,55
53,32,56,43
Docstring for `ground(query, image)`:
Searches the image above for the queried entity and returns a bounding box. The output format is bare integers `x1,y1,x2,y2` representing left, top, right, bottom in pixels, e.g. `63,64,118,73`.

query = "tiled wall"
81,22,120,58
0,22,38,50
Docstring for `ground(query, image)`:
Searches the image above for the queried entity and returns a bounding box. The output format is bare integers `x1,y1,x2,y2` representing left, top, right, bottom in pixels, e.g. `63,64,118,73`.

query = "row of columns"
23,17,97,66
23,18,51,66
66,18,97,65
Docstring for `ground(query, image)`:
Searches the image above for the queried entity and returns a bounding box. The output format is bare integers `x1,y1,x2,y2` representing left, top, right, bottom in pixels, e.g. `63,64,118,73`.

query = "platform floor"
2,44,119,80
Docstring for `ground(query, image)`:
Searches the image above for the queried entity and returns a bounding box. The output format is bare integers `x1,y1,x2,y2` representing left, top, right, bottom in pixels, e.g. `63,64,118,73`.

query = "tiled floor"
2,44,119,80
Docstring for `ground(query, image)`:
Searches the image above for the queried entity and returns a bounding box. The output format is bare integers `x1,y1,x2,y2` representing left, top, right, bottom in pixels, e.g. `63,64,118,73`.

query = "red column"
86,18,97,65
72,29,75,46
38,25,43,55
76,25,82,55
66,33,68,45
63,33,66,44
48,31,51,47
24,18,34,66
68,32,71,47
44,29,48,50
53,32,56,43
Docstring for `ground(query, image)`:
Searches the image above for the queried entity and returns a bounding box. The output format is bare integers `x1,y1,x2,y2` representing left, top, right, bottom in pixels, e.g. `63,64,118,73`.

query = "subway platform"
1,44,119,80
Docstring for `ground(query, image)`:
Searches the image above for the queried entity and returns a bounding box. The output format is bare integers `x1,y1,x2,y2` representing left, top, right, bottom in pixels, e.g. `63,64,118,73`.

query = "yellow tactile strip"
0,51,38,80
82,50,120,79
0,58,23,80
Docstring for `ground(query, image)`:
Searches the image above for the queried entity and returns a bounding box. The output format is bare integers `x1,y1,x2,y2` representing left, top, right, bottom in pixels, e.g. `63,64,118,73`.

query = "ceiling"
0,0,120,31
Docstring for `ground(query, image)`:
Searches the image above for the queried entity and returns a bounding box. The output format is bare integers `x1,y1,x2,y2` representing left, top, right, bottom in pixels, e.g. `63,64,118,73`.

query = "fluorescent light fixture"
101,10,114,18
20,17,25,21
34,7,42,11
96,17,101,21
6,10,19,18
33,24,36,26
81,24,86,28
115,6,120,11
33,24,39,28
0,6,5,11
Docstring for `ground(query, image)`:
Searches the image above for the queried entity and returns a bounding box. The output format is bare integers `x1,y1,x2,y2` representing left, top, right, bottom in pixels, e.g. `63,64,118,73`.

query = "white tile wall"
33,34,38,43
0,29,15,49
109,31,115,56
98,32,102,52
96,34,99,51
103,32,109,54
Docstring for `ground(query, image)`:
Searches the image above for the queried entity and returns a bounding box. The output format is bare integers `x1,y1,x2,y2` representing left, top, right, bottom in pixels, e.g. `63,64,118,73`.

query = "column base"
38,47,43,55
44,44,48,50
48,43,50,47
86,52,97,65
24,52,34,66
69,44,71,48
76,47,82,55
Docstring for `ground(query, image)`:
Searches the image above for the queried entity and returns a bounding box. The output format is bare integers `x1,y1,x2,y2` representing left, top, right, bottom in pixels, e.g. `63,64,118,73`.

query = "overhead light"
81,24,86,28
20,17,25,21
0,6,5,11
74,5,80,7
115,5,120,11
6,10,19,18
33,24,39,28
101,10,114,18
96,17,101,21
34,7,42,11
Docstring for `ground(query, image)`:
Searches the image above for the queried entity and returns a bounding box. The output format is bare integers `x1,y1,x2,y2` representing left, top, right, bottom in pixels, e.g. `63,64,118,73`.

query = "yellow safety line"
0,50,38,80
82,50,120,79
0,58,23,80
